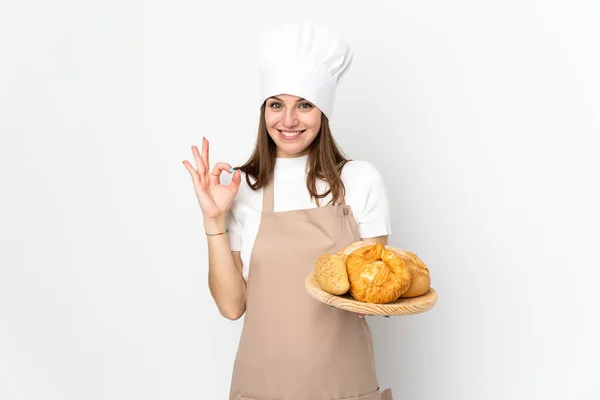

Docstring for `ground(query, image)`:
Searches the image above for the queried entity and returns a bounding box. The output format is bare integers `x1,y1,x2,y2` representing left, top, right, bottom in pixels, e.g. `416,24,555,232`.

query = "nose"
281,108,299,128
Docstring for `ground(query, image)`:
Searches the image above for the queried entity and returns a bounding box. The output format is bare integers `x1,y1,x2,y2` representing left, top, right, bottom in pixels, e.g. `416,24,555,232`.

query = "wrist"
203,215,227,233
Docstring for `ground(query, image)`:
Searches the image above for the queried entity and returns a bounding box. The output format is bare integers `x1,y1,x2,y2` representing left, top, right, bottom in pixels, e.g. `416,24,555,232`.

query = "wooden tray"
305,272,438,316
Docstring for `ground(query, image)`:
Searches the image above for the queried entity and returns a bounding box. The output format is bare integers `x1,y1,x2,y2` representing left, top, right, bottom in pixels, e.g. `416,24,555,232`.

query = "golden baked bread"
388,248,431,298
344,245,411,303
315,254,350,295
338,241,431,302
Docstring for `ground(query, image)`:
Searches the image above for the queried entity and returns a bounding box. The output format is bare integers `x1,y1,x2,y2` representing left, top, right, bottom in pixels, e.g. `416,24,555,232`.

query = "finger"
202,137,210,173
192,145,207,180
182,160,200,184
228,169,242,192
209,162,233,186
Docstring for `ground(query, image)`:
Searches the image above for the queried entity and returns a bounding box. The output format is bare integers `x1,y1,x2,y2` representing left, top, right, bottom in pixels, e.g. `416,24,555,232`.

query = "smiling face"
264,94,322,158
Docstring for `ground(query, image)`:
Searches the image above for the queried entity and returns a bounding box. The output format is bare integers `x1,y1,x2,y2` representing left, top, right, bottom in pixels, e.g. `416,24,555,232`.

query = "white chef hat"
258,23,353,119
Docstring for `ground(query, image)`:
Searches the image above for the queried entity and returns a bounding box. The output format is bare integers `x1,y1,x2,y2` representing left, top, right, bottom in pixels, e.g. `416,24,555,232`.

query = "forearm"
205,217,246,320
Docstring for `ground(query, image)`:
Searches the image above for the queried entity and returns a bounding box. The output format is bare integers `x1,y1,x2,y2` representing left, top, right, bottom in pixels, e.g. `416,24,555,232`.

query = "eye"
269,102,282,109
299,102,313,109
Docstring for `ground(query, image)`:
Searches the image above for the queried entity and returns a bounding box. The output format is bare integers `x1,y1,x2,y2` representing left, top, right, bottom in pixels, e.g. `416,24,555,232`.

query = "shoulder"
340,160,389,209
341,160,385,185
340,159,392,237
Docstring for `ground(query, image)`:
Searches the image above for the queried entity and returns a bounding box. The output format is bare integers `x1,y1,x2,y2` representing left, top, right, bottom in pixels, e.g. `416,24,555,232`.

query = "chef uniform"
228,23,394,400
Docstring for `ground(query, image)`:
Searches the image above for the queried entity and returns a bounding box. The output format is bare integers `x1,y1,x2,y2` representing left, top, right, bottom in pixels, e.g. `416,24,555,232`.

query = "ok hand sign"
182,137,241,220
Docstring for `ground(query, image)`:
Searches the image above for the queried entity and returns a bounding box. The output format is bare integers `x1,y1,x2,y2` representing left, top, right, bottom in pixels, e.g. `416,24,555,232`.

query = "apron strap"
262,178,275,212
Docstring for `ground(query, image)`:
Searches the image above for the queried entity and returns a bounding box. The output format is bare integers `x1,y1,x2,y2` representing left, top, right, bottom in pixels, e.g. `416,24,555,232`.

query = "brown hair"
235,103,351,207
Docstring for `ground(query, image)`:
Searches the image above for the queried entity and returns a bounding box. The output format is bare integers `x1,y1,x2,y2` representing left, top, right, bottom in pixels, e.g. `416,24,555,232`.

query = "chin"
268,129,316,155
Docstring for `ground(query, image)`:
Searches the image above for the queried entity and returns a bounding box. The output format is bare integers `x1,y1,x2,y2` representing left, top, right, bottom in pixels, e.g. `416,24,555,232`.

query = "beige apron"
229,177,393,400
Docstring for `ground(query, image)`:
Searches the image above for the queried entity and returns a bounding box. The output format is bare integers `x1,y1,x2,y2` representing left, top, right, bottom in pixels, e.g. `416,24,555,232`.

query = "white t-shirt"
221,155,392,281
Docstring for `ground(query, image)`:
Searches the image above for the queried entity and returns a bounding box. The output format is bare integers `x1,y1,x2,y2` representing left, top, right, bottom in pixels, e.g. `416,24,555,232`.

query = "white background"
1,1,599,399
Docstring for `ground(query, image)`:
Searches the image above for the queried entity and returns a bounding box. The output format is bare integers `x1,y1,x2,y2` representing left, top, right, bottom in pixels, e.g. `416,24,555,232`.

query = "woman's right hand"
182,137,241,222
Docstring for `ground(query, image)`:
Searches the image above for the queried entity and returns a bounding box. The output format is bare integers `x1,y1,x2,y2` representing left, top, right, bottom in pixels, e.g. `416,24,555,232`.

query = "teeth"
281,130,302,137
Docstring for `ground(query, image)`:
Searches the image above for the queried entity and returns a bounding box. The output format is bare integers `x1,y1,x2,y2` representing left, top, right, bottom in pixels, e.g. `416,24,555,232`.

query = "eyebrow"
269,96,308,103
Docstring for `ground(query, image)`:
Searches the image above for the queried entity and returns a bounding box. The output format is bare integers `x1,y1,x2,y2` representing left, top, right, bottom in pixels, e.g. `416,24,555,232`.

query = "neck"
275,149,310,159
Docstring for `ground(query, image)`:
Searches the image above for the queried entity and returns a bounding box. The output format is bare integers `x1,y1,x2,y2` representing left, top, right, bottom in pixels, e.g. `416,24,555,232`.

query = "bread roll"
338,241,431,301
346,251,411,304
350,243,385,261
389,249,431,298
315,254,350,295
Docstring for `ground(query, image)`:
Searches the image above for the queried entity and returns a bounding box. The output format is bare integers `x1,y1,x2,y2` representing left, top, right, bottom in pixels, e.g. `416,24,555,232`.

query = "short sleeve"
226,202,243,251
345,161,392,239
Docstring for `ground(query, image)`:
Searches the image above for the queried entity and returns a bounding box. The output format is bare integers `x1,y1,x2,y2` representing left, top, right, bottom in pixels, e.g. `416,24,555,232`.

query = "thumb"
228,169,242,192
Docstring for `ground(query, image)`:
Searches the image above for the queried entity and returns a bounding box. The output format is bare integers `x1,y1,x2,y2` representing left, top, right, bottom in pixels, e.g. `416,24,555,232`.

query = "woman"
183,23,394,400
